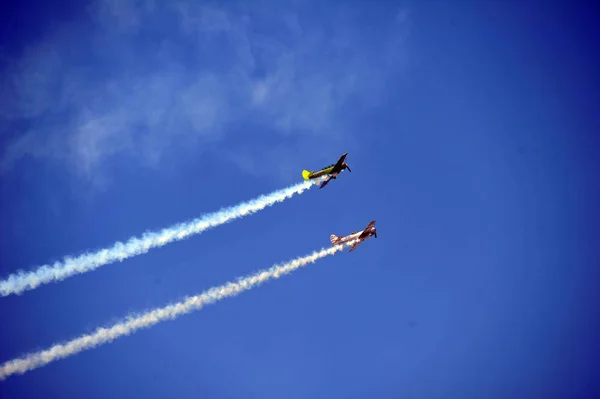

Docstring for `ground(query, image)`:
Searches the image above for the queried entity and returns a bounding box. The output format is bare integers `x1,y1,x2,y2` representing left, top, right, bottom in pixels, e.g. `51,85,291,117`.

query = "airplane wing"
348,241,361,252
319,176,331,189
357,220,376,239
330,153,348,173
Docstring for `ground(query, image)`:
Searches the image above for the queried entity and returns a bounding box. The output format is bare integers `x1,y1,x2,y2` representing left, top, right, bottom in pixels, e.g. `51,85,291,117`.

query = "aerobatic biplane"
302,153,352,189
330,220,377,252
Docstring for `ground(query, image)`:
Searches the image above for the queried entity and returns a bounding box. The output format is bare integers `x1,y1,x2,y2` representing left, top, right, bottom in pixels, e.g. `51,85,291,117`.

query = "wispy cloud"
0,0,410,186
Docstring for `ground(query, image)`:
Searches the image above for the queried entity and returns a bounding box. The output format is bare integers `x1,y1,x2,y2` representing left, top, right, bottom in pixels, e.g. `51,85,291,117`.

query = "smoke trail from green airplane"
0,179,322,297
0,241,355,380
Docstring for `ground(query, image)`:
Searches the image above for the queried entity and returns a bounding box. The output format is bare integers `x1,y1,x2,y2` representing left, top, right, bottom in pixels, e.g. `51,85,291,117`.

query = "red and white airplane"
329,220,377,252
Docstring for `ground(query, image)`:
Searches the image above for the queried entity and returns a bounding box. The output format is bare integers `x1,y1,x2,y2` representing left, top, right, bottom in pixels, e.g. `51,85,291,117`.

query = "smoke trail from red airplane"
0,240,355,380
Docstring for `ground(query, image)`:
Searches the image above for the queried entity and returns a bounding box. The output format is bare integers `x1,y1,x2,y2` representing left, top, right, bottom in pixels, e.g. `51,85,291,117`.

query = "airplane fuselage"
310,168,334,179
331,225,376,245
309,163,348,179
337,231,364,244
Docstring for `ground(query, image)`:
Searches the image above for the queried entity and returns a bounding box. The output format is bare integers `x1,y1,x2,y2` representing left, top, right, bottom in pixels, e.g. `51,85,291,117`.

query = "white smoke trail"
0,179,322,297
0,241,355,380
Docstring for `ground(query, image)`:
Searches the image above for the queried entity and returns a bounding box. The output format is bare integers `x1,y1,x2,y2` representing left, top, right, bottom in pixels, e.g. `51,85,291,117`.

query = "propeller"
346,164,352,172
374,231,378,238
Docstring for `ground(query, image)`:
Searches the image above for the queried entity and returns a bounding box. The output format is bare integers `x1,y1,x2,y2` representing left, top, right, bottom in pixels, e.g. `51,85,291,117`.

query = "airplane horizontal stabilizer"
330,234,339,245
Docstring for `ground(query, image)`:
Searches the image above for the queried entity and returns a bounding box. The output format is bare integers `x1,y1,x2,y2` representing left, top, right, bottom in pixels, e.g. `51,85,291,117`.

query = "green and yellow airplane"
302,152,352,189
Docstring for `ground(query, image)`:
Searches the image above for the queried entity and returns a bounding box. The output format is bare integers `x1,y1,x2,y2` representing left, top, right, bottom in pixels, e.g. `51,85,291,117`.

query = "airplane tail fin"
330,234,340,245
302,170,312,180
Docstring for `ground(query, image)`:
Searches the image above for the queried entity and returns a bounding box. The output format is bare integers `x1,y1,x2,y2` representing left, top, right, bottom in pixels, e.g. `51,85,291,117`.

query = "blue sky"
1,0,599,398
